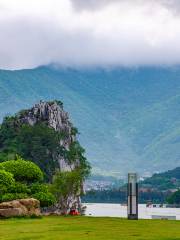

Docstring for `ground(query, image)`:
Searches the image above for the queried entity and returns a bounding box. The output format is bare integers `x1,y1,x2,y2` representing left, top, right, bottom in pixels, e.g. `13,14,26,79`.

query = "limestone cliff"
17,100,78,172
0,100,90,213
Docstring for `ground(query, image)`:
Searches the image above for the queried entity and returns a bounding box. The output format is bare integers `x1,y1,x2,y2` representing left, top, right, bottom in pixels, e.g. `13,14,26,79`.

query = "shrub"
0,170,15,187
0,159,43,183
0,184,8,195
30,183,49,194
8,182,30,194
33,192,56,207
1,193,28,202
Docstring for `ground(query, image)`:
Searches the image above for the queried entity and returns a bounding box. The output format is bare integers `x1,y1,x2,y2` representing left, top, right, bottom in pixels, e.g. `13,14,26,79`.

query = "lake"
84,203,180,220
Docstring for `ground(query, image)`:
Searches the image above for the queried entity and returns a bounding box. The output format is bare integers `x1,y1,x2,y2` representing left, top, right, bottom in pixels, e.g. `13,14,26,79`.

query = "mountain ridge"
0,65,180,176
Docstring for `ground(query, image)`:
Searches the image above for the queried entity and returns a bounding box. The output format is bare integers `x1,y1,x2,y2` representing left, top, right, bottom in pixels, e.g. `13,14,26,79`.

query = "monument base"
128,214,138,220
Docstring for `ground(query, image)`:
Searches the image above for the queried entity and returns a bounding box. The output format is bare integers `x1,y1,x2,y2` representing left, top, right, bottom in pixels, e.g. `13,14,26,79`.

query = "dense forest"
82,189,171,204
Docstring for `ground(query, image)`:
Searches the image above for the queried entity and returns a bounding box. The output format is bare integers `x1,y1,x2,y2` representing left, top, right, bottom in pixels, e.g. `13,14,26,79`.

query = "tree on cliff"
50,170,83,214
0,101,90,181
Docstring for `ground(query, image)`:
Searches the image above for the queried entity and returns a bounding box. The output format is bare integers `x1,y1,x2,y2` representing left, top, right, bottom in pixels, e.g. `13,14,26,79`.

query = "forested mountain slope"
141,167,180,190
0,66,180,176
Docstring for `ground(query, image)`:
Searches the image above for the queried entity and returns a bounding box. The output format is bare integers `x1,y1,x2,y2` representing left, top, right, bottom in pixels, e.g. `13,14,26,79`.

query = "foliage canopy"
0,157,55,207
0,169,14,187
0,158,43,183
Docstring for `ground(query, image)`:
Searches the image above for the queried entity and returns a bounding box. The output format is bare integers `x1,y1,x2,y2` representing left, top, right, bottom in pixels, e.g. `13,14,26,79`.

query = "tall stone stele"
127,173,138,220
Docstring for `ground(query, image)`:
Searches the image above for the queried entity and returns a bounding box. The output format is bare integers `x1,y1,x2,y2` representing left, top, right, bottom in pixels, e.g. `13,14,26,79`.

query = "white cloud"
0,0,180,69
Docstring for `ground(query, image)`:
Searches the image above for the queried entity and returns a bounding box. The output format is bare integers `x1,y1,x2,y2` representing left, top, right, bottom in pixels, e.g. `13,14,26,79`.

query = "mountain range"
0,65,180,177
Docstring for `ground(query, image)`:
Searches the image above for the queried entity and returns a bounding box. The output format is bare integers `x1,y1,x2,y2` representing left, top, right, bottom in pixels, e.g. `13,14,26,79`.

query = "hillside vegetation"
0,101,90,181
0,66,180,175
141,167,180,190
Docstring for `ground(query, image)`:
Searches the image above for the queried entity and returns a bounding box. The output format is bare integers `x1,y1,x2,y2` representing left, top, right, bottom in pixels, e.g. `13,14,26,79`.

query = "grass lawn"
0,216,180,240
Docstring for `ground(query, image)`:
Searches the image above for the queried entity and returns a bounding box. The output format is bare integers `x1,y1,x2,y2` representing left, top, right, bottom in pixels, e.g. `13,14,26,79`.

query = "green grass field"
0,216,180,240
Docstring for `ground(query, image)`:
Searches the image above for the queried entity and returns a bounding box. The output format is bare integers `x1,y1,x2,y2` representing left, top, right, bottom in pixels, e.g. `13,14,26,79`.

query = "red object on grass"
69,209,80,216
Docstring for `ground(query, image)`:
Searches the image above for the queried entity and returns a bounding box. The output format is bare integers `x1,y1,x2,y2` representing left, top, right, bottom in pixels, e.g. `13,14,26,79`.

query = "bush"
0,184,8,195
30,183,49,194
1,193,28,202
0,170,15,187
33,192,56,207
8,182,30,194
0,159,43,183
0,184,8,201
0,164,3,170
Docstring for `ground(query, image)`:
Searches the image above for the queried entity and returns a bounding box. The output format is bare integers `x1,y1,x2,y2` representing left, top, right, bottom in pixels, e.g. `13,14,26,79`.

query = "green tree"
0,157,43,183
0,169,15,201
0,158,55,207
50,170,82,213
0,119,65,181
32,192,56,207
66,141,91,178
8,182,30,194
30,183,49,194
0,169,15,187
15,123,63,180
1,193,28,202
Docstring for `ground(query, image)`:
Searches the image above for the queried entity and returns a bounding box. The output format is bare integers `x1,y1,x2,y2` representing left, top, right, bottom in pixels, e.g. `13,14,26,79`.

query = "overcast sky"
1,0,180,69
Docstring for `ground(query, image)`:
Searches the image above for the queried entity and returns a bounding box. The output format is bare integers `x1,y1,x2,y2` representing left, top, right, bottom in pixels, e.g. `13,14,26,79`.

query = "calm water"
84,203,180,220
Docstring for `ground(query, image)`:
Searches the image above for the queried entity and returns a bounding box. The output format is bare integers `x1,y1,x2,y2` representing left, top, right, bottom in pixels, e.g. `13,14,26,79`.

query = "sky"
1,0,180,69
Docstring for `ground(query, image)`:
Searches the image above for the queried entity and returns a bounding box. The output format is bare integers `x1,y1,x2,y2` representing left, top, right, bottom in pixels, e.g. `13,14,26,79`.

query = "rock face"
15,101,83,213
0,198,40,218
17,100,77,171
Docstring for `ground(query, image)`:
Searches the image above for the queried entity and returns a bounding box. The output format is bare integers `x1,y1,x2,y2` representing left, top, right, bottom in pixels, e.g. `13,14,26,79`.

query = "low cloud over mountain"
1,0,180,69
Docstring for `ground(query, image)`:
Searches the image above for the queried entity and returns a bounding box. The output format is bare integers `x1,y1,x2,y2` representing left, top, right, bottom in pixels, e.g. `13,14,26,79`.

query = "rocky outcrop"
17,100,77,171
15,101,84,213
0,198,40,218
